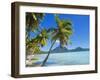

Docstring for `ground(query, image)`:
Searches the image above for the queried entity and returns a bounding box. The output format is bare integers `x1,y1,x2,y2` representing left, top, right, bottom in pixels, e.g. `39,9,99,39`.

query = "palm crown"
52,15,73,47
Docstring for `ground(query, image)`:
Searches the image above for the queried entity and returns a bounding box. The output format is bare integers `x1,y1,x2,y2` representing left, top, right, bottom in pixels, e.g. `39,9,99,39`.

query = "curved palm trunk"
41,40,56,66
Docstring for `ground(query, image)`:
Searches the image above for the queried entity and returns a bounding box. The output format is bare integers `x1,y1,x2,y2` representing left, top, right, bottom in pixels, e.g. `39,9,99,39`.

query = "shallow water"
28,51,89,66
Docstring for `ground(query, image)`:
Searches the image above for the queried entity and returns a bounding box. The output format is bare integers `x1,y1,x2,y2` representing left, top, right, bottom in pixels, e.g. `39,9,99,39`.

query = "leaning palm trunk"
41,40,56,66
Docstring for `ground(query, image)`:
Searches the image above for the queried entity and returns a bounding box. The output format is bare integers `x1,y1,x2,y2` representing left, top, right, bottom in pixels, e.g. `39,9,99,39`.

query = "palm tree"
41,15,73,66
26,28,49,55
26,13,45,55
26,12,45,42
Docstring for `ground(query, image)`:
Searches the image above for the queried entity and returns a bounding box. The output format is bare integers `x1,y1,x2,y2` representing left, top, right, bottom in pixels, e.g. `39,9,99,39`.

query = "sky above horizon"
28,13,90,51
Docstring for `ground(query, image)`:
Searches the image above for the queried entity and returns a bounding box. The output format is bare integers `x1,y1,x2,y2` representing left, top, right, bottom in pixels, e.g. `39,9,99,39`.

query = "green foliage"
26,42,40,54
26,13,45,54
26,13,45,32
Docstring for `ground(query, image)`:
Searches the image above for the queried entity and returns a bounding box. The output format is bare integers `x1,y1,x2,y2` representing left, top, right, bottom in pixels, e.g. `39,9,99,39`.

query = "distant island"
40,46,89,54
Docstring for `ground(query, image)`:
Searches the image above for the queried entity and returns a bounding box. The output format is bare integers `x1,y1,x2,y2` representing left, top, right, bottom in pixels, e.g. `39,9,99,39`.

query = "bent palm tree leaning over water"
41,14,73,66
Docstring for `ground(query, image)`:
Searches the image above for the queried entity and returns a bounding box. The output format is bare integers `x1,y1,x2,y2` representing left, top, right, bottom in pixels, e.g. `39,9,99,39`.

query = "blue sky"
29,13,90,51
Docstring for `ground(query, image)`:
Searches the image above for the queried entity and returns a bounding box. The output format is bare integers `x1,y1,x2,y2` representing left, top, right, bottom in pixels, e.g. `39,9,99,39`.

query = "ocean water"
30,51,89,66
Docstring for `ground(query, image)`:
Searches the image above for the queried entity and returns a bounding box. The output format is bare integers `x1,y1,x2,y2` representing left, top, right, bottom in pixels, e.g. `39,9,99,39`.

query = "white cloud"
56,40,60,43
